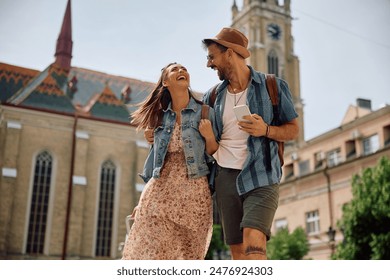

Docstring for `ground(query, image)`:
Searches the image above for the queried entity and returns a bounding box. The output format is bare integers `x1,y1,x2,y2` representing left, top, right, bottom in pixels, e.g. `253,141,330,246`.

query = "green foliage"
334,156,390,259
267,227,309,260
205,224,229,260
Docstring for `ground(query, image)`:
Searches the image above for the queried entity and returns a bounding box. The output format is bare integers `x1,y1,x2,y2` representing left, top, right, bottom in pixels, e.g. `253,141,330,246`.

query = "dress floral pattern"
122,124,213,260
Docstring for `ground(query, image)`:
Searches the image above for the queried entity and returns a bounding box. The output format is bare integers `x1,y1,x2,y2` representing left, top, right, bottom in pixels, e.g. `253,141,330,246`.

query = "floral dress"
122,124,213,260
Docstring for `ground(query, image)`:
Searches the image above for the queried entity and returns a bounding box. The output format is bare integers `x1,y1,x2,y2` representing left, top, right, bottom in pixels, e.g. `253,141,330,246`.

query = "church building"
0,0,152,259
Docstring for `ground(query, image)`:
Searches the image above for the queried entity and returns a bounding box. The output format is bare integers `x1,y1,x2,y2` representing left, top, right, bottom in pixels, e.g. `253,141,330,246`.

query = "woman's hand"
129,206,139,220
144,128,154,144
199,119,219,155
199,119,214,140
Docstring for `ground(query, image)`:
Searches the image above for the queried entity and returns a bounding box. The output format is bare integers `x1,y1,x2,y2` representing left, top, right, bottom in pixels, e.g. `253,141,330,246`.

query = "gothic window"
95,160,116,257
26,151,53,254
267,50,279,76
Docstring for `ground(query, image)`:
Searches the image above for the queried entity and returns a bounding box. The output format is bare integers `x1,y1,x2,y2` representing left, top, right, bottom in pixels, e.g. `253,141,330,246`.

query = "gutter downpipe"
62,113,78,260
324,164,336,255
324,164,334,229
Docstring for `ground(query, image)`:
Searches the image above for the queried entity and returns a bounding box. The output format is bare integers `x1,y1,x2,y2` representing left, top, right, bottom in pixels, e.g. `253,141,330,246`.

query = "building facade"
0,0,151,259
277,101,390,259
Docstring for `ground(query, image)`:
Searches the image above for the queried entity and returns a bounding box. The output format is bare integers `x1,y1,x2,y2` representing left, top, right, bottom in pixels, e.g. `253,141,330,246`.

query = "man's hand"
238,114,267,137
239,116,299,141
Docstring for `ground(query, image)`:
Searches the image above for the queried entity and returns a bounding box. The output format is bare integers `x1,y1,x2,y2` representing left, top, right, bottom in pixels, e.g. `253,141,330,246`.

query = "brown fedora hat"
203,27,250,59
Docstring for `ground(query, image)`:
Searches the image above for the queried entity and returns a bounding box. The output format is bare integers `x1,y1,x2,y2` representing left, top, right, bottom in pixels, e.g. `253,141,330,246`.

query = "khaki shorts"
215,166,279,245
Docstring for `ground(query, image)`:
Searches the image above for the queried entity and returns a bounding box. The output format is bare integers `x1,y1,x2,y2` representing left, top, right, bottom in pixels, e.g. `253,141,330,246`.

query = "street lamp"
327,226,336,242
327,226,336,257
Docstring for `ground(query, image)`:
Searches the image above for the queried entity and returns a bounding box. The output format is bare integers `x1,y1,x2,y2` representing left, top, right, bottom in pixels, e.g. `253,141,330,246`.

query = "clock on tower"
267,23,282,40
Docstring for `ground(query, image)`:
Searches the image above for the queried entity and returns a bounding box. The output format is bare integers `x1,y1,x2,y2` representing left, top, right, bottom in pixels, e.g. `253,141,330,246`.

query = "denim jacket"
139,97,217,183
202,66,298,195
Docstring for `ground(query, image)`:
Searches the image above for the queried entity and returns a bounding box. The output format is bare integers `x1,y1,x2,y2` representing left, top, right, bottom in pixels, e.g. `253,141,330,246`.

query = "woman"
122,63,218,260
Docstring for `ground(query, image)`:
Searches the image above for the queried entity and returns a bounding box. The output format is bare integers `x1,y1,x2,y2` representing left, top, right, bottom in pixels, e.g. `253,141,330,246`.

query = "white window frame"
362,134,379,155
306,210,320,235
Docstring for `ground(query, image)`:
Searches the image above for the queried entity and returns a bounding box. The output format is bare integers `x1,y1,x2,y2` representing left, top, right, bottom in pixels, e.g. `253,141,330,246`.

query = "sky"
1,0,389,140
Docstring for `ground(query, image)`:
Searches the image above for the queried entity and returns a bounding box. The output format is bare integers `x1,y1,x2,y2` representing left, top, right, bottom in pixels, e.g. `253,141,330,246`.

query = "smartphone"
233,104,251,122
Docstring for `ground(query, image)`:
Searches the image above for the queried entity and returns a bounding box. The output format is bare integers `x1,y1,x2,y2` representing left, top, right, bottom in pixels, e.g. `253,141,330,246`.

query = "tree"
267,227,309,260
334,156,390,259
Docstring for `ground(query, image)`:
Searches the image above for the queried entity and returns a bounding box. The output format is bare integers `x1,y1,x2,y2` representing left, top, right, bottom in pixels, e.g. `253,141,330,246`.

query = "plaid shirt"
203,66,298,195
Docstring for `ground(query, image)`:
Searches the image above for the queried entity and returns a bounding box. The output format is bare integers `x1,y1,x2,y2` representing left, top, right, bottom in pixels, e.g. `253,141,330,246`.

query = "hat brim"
204,38,250,59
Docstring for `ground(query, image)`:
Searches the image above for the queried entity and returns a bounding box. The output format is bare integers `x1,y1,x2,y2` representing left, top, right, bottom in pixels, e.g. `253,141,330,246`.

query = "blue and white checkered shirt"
203,66,298,195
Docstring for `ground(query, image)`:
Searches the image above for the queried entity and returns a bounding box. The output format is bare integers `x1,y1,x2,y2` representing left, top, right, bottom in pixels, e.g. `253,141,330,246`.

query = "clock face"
267,23,282,40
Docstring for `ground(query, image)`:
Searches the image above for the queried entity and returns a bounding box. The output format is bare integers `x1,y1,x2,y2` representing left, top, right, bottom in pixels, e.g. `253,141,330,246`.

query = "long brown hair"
130,63,201,131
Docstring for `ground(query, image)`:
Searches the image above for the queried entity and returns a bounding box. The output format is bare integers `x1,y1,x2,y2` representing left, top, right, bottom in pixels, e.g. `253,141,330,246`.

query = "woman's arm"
199,119,219,155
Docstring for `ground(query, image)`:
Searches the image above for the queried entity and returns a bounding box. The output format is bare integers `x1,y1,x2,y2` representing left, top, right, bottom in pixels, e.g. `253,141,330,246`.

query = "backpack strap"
265,74,285,167
265,74,279,107
265,74,281,126
201,104,210,120
208,83,220,108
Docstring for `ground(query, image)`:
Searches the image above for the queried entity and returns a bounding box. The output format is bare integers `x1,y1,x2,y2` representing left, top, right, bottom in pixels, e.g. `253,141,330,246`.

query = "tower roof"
54,0,73,70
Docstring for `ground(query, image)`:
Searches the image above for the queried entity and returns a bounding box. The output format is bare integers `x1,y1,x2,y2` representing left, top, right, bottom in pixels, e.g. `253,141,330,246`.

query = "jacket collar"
164,96,198,113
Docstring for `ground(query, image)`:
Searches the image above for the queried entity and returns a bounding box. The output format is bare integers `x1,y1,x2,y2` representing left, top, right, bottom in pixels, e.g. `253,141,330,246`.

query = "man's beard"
217,65,230,81
218,67,234,82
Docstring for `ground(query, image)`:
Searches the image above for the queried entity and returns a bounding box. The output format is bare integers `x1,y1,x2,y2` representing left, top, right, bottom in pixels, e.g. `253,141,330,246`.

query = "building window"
327,148,341,167
298,160,310,176
362,134,379,155
26,151,52,254
267,49,279,76
314,151,325,169
305,210,320,235
95,160,116,257
384,125,390,147
283,163,294,181
345,140,356,160
274,218,288,232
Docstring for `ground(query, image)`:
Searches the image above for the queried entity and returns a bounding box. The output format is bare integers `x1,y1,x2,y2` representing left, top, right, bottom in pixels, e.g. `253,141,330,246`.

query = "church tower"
54,0,73,71
231,0,305,145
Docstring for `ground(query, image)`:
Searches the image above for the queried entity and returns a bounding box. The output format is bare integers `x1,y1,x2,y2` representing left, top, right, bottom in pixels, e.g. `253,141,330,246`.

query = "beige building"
277,100,390,259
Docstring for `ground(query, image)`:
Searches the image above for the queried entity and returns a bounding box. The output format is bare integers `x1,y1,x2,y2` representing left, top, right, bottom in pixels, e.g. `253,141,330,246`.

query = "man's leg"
243,228,267,259
238,185,279,260
229,228,267,260
215,167,243,258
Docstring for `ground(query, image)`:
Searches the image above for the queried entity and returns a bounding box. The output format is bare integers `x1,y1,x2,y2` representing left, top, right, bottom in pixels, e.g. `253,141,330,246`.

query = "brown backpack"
206,74,284,168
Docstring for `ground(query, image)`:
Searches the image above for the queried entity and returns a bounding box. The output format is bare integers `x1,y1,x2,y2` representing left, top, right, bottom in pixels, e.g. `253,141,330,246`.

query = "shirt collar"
164,96,198,113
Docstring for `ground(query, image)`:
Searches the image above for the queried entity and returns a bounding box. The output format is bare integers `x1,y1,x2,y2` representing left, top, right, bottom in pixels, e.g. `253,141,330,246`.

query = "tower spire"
54,0,72,70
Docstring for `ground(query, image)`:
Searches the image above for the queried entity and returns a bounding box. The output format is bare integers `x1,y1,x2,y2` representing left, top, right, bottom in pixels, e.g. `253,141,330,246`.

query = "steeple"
232,0,238,19
54,0,72,71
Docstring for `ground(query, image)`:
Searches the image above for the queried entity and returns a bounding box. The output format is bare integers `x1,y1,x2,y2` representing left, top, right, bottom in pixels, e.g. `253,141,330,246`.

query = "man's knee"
243,228,267,258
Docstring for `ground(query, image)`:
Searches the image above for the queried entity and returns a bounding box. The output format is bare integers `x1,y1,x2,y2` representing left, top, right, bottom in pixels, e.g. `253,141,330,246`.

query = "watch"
267,23,281,40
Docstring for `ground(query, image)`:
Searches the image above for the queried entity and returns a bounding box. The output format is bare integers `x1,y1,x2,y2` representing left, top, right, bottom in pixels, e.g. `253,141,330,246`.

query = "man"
202,27,299,260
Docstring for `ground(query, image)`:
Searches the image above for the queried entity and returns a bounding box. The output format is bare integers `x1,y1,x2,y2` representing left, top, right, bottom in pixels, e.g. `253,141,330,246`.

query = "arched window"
268,49,279,76
26,151,52,254
95,160,116,257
